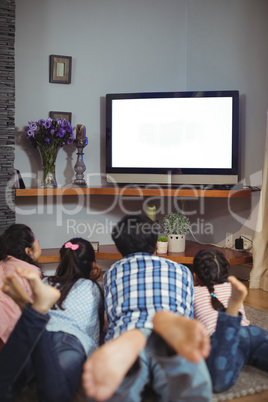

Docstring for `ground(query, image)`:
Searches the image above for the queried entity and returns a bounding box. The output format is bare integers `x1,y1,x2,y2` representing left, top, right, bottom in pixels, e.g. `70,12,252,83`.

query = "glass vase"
38,145,59,188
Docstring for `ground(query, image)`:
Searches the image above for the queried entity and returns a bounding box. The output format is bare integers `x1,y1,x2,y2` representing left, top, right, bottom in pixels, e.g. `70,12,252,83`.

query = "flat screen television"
106,90,239,187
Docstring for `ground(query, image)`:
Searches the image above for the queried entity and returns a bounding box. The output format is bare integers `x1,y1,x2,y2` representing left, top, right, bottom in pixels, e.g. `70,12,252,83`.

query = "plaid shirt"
104,252,194,341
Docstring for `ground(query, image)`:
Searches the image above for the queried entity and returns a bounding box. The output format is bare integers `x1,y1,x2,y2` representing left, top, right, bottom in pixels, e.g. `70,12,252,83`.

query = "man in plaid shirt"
83,214,212,402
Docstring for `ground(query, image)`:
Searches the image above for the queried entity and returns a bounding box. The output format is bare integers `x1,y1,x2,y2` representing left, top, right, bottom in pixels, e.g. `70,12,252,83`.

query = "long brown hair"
46,238,103,310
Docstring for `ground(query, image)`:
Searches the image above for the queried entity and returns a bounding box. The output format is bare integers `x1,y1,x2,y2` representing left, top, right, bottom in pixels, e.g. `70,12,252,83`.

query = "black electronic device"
106,90,239,186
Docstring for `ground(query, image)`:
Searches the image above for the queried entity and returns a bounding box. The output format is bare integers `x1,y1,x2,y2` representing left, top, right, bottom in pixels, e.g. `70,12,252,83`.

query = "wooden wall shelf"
17,187,252,268
39,241,252,266
16,186,252,198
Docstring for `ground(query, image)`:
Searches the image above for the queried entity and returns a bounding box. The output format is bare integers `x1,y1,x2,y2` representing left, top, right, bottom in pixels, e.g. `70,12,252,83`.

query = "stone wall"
0,0,15,234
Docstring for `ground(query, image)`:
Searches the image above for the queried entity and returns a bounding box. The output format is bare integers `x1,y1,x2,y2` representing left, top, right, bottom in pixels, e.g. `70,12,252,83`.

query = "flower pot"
38,145,59,188
167,234,186,252
157,241,168,254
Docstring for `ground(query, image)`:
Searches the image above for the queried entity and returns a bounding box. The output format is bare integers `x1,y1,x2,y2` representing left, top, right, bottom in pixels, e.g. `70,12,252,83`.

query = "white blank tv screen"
112,97,232,169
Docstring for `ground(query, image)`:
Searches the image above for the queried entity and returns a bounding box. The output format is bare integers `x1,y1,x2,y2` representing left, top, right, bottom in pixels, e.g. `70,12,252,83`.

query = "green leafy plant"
157,236,168,242
162,213,190,235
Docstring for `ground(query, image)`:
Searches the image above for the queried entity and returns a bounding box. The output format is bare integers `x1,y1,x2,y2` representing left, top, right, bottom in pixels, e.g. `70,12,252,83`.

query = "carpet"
213,305,268,401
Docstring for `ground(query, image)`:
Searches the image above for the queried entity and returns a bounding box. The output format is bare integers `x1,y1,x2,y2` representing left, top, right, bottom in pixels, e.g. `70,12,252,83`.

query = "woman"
0,224,42,346
0,238,104,402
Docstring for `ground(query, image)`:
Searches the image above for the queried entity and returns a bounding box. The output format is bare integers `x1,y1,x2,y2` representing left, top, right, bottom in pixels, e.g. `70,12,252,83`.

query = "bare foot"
226,275,248,316
153,311,210,363
16,268,60,314
2,274,33,310
82,329,146,401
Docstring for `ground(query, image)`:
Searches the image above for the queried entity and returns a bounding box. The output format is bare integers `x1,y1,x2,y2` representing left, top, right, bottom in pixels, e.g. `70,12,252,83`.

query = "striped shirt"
104,252,194,341
194,282,250,336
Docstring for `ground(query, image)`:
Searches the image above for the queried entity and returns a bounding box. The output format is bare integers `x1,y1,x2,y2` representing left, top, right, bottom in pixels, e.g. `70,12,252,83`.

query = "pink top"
194,282,250,336
0,256,41,343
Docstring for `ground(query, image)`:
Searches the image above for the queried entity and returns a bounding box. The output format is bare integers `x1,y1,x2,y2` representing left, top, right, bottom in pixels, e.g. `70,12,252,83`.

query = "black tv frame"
106,90,239,187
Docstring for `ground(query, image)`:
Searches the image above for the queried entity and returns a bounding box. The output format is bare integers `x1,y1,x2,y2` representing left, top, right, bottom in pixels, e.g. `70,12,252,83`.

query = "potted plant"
162,213,190,252
157,235,168,254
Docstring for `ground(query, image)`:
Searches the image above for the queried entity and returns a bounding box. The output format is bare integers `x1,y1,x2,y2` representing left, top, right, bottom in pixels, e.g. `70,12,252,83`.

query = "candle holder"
73,138,88,186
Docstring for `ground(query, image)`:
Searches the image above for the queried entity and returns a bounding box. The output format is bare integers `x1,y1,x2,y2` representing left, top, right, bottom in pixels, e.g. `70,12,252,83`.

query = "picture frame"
49,111,72,123
49,55,72,84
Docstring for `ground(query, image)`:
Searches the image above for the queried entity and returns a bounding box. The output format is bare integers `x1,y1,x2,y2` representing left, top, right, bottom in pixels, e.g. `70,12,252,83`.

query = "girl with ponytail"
192,249,249,334
192,249,268,393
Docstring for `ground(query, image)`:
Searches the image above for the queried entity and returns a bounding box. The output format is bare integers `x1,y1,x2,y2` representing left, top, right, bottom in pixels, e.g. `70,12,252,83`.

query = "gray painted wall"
14,0,268,251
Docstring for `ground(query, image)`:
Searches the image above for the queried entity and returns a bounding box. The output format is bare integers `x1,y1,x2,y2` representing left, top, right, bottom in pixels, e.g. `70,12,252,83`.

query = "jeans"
207,310,268,393
102,329,213,402
0,303,87,402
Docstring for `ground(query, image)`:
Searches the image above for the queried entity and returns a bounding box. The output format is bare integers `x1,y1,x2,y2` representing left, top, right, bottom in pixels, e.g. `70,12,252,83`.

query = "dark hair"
0,224,38,266
192,249,229,311
112,214,160,256
46,238,103,310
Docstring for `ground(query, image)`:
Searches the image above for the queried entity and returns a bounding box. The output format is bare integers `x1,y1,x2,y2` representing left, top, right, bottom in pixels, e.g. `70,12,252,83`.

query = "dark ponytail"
192,249,229,311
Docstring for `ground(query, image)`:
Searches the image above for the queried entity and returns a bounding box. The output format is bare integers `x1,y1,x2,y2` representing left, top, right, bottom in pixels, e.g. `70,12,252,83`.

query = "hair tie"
210,292,216,298
64,241,79,251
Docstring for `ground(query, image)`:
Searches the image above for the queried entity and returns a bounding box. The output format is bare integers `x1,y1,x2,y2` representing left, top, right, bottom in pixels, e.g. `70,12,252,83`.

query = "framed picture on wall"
49,111,72,123
49,55,72,84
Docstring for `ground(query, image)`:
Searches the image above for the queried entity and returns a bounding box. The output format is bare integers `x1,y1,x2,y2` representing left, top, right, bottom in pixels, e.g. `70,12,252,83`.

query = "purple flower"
44,120,51,129
57,128,65,138
25,117,74,148
26,129,35,137
27,121,37,130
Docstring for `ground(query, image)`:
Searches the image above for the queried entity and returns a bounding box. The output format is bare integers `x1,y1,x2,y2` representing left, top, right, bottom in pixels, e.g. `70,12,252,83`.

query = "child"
83,214,212,402
0,224,42,346
192,249,268,392
0,238,104,402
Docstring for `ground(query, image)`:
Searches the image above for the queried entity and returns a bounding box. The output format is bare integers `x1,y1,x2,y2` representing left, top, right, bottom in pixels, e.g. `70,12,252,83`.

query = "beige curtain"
250,110,268,291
